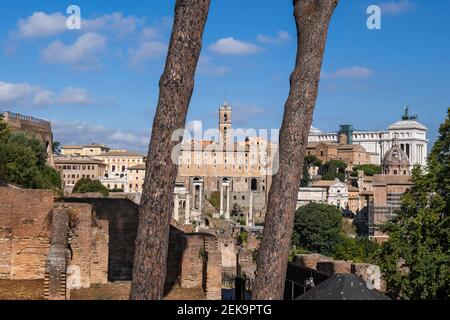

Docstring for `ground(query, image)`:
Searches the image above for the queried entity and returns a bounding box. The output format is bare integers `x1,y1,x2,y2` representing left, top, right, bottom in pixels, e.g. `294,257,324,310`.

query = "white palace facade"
308,108,428,167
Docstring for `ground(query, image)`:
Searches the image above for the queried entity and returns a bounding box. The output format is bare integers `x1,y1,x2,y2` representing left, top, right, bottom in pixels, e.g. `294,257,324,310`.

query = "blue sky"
0,0,448,152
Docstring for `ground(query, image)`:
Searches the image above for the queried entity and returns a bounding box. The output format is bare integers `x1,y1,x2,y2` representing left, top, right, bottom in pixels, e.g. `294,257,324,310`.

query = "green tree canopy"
301,155,323,187
321,160,347,182
304,155,322,167
333,237,381,264
8,132,47,167
73,178,109,196
0,115,10,144
379,108,450,300
293,203,343,256
0,120,61,190
351,164,382,177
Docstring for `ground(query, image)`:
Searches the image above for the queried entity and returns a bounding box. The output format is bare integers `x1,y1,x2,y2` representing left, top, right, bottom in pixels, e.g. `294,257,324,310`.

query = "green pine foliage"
379,108,450,300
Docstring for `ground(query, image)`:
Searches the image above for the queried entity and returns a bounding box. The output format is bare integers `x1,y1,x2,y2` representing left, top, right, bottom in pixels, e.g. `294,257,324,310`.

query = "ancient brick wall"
180,234,205,289
89,219,109,285
45,206,70,300
0,195,12,279
292,254,384,292
69,203,96,288
205,250,222,300
0,187,53,280
64,197,138,281
166,226,184,284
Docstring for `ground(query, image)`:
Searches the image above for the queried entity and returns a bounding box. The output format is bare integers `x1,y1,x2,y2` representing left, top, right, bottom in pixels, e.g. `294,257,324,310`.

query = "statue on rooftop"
402,105,418,121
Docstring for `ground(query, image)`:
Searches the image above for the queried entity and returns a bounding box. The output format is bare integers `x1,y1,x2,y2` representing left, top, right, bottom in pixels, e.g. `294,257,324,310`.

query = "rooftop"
82,143,110,149
54,156,105,165
96,151,144,157
297,274,390,300
128,164,146,170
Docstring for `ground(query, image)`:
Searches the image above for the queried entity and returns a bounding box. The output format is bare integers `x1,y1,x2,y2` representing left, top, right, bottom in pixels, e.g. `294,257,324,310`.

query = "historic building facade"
54,156,107,192
308,108,428,168
94,151,145,191
174,101,278,224
363,141,415,241
61,144,111,157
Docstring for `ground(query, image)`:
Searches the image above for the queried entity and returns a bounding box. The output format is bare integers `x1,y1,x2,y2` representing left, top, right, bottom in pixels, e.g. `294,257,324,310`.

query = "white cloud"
83,12,142,37
16,12,66,38
52,120,150,153
198,56,230,76
0,81,96,107
322,67,374,79
141,27,161,40
232,103,269,126
256,31,291,44
380,1,416,15
0,82,40,105
33,87,95,106
127,41,167,70
41,33,106,70
14,11,142,39
208,37,262,55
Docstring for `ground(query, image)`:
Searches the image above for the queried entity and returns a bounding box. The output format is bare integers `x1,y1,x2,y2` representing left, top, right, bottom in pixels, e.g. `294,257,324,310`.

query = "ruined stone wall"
89,220,109,285
63,197,138,281
64,203,109,290
293,254,384,291
220,239,237,270
176,233,222,299
180,234,205,289
0,187,53,280
205,249,222,300
166,226,184,284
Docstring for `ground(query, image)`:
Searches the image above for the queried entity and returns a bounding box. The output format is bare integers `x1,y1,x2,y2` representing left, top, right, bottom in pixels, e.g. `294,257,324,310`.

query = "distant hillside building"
308,108,428,168
362,141,415,242
54,156,107,192
368,174,413,242
61,143,110,157
60,145,144,192
175,101,278,223
1,111,54,166
94,150,145,191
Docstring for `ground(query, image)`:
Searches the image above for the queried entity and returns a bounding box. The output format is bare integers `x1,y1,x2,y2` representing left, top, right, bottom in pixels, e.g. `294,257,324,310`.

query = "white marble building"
327,179,349,209
297,187,327,209
309,109,428,167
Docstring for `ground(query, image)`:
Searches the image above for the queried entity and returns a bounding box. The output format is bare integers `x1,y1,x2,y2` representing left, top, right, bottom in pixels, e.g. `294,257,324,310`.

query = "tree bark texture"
253,0,338,300
130,0,210,300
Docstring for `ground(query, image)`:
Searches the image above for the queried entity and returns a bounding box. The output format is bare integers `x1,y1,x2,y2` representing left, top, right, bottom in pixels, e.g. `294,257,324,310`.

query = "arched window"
224,113,228,122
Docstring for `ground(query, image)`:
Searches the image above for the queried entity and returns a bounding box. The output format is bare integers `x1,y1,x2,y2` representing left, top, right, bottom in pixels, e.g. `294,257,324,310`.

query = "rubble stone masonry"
0,187,53,280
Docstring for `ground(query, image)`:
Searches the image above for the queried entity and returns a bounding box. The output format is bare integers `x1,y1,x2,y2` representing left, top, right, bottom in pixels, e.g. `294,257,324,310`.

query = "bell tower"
219,99,232,147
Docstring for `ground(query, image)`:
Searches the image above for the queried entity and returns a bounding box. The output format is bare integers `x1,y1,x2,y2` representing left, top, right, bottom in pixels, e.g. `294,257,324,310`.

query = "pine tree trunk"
252,0,338,300
130,0,210,300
